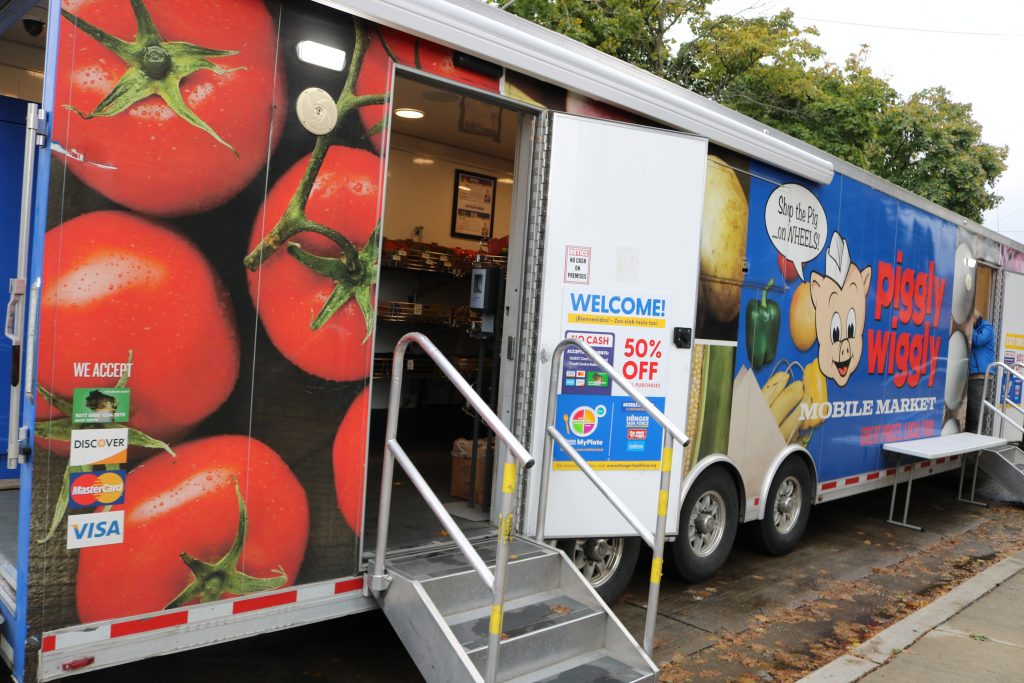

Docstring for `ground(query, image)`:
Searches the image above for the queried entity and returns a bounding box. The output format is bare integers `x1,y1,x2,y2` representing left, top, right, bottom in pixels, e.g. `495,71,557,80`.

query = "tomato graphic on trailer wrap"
733,162,955,482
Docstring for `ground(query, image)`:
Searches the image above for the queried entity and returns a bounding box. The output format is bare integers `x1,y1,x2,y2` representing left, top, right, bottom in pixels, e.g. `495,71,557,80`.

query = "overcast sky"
700,1,1023,240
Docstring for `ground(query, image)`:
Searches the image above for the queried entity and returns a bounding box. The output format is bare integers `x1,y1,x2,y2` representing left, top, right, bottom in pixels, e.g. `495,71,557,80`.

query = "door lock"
673,327,692,349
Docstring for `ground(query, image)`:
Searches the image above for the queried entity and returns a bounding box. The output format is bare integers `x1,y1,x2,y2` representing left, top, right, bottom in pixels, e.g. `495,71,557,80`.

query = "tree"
870,87,1007,221
501,0,706,79
498,1,1007,221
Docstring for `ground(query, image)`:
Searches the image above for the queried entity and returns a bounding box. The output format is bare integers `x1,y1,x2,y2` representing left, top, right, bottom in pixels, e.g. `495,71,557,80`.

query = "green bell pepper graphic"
746,279,780,369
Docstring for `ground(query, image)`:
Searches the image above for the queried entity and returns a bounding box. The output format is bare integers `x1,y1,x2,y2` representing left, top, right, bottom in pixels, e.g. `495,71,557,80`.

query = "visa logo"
67,510,125,549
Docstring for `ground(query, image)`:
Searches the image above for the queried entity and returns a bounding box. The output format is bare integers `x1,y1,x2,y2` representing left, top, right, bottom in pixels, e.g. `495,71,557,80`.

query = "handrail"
546,427,656,549
981,361,1024,438
535,337,690,657
370,332,534,683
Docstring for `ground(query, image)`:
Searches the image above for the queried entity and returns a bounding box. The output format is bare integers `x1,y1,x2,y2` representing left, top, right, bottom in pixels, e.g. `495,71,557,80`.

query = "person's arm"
975,320,995,348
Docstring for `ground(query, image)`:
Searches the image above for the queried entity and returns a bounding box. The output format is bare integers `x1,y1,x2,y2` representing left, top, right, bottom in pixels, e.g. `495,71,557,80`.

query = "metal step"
980,444,1024,501
454,591,606,678
373,535,657,683
505,650,656,683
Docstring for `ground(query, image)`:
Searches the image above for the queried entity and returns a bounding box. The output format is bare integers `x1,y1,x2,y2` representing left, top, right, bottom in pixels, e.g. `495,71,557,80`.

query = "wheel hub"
776,494,795,516
567,537,624,588
695,513,718,535
584,539,611,562
688,490,727,558
772,475,802,534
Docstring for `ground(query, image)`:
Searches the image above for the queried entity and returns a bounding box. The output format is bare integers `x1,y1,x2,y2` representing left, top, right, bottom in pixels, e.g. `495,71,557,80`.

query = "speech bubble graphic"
764,183,828,280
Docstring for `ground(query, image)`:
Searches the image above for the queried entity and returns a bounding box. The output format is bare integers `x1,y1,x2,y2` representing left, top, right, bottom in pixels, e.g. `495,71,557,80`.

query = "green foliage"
498,0,1007,221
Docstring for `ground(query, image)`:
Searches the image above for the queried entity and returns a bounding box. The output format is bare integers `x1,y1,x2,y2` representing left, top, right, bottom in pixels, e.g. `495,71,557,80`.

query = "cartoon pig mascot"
810,234,872,387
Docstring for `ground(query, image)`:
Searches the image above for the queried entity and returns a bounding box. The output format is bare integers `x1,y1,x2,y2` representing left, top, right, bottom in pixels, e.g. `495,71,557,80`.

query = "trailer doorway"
362,72,534,556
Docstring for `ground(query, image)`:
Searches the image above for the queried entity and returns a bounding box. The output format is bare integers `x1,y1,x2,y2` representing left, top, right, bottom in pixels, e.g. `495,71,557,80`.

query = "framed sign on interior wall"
451,169,496,239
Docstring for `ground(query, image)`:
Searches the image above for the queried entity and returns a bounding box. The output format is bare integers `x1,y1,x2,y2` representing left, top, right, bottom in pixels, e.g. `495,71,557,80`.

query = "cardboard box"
450,438,490,505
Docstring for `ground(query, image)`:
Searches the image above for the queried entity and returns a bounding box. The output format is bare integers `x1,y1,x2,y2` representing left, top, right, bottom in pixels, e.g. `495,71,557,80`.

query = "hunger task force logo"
69,471,126,508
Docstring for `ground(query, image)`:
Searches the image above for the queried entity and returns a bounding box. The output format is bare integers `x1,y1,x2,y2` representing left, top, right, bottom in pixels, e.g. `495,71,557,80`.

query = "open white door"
529,112,707,538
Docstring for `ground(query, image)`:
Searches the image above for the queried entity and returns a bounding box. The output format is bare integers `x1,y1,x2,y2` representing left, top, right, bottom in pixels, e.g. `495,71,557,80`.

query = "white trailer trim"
37,578,373,680
814,455,962,504
320,0,834,185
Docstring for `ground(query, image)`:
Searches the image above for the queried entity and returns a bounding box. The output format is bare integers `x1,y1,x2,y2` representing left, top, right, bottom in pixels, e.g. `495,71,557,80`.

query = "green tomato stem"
241,19,386,340
61,0,242,154
165,478,287,608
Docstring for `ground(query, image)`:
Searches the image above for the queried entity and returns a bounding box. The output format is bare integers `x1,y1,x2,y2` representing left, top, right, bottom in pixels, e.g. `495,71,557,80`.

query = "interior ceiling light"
412,157,435,165
296,40,347,72
394,108,425,119
497,177,513,184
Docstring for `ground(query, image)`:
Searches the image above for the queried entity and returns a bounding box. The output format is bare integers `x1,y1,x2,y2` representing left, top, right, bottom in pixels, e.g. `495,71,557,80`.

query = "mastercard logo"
69,471,126,508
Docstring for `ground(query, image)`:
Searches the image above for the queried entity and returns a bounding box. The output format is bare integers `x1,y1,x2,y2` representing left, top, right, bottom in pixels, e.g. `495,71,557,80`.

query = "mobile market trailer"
4,0,1024,680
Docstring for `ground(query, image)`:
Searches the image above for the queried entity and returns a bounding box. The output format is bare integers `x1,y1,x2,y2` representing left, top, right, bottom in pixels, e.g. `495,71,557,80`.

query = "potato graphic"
700,156,748,322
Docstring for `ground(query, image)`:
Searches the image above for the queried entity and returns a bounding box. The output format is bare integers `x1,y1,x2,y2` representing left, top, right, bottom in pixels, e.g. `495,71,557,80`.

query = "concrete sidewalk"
800,549,1024,682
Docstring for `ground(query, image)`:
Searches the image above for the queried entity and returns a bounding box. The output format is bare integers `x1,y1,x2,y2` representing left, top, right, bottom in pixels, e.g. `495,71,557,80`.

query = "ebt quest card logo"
71,387,130,423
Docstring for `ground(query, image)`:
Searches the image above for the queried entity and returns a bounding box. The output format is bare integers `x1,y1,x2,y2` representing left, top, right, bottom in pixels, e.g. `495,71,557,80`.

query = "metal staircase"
368,333,658,683
963,362,1024,503
377,537,655,682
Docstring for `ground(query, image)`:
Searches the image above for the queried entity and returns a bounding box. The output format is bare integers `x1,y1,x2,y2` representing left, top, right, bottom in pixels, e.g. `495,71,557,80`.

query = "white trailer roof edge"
324,0,1021,254
321,0,835,186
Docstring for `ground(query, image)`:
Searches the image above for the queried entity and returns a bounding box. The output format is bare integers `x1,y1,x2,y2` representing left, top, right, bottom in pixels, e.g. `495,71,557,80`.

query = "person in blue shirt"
967,310,995,432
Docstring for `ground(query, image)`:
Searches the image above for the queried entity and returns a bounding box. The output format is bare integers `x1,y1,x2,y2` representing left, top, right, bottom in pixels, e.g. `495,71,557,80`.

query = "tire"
556,536,640,603
753,457,812,556
666,467,738,582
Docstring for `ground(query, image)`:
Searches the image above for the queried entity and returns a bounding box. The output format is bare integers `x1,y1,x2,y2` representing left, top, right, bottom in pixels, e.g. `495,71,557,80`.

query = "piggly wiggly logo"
809,234,872,387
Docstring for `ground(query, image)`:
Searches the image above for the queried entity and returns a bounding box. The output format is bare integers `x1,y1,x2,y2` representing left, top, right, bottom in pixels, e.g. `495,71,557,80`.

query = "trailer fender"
755,445,818,522
678,454,746,522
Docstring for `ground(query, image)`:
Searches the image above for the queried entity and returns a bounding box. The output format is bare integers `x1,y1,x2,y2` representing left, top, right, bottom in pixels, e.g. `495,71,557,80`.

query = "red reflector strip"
886,468,897,475
845,477,859,485
821,481,838,491
61,657,95,672
866,472,880,480
42,635,56,653
904,465,913,472
232,590,297,615
753,497,760,506
335,578,362,594
951,455,959,461
936,457,946,464
111,611,188,638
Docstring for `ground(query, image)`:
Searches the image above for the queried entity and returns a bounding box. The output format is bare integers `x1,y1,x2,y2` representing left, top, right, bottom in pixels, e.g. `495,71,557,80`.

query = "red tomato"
777,253,799,282
37,211,239,450
53,0,285,217
247,146,380,381
333,389,369,532
76,435,309,622
354,26,500,151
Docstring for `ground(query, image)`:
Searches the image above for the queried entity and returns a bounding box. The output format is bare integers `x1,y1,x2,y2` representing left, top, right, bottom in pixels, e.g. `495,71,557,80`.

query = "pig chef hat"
825,233,851,285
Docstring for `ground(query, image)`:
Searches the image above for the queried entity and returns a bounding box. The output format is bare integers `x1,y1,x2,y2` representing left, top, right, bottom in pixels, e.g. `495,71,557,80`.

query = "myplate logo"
69,470,126,509
567,405,606,437
69,428,129,466
67,510,124,549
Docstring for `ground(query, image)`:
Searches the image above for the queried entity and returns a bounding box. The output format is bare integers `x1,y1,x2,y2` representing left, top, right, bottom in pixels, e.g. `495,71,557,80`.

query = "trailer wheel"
556,536,640,603
666,467,738,582
754,457,812,556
